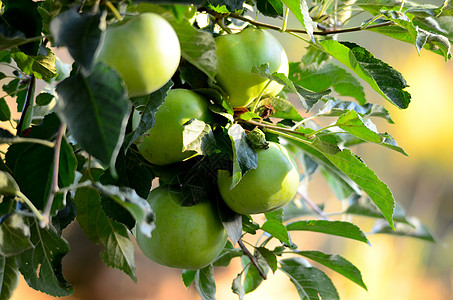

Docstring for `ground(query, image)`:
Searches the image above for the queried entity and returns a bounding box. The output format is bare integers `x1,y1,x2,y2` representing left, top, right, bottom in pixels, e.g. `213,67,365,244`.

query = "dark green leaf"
0,214,33,256
279,257,339,300
242,215,260,234
256,0,284,17
261,220,291,245
207,0,245,11
56,63,130,170
126,80,173,149
183,119,217,155
171,20,217,80
265,208,284,222
296,250,367,290
195,264,216,300
227,124,258,189
318,40,411,109
17,218,73,296
50,9,105,71
11,47,57,80
182,269,197,287
0,98,10,122
286,220,369,244
74,176,136,281
241,256,269,293
93,183,155,238
256,247,278,273
289,62,366,104
282,0,316,41
0,255,19,300
35,92,54,106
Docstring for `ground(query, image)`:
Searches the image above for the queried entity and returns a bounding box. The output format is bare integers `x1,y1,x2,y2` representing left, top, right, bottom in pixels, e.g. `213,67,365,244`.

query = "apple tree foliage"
0,0,448,299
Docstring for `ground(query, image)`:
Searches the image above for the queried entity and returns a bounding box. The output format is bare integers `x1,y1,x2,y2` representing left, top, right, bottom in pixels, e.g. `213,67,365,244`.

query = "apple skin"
97,13,180,97
217,142,299,215
215,27,289,108
135,186,228,269
136,89,213,166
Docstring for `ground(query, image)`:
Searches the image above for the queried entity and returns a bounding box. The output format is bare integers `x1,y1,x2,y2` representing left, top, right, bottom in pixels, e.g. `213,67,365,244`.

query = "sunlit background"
4,4,453,300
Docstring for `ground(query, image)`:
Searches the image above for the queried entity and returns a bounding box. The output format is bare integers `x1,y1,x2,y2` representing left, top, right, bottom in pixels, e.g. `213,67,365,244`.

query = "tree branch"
238,240,267,280
17,74,35,134
202,7,394,36
40,123,66,228
297,190,330,221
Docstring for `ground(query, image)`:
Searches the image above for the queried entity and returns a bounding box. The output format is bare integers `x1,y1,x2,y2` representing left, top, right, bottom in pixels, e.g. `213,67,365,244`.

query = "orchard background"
0,0,453,299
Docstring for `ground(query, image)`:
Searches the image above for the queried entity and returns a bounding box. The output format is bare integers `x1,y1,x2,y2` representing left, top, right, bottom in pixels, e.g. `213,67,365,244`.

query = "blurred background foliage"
3,2,453,300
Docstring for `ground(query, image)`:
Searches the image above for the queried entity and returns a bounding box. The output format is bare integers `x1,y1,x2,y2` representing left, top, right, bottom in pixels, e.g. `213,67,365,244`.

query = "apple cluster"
97,12,299,269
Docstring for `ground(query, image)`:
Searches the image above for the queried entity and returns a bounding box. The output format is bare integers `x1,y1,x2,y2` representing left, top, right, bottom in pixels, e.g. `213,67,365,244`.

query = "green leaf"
126,80,173,149
345,197,410,224
261,220,291,245
50,9,105,71
256,97,303,121
6,139,76,213
286,220,369,244
279,257,339,300
183,119,217,155
11,47,57,80
314,145,396,228
318,40,411,109
296,250,367,290
74,178,136,281
252,64,330,111
416,28,451,61
336,110,382,143
241,256,269,293
256,247,278,273
232,272,245,300
0,33,39,52
0,171,19,196
35,92,54,106
227,124,258,189
0,214,33,256
213,240,243,266
318,98,394,123
282,0,316,41
265,208,284,222
17,218,73,296
242,215,260,235
171,20,217,80
93,183,155,238
56,63,130,171
372,218,440,243
289,62,366,104
0,98,10,122
0,255,20,300
195,264,216,300
182,269,197,287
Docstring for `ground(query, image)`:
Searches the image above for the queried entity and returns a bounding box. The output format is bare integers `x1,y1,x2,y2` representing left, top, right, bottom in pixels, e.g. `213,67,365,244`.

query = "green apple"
136,89,213,165
215,27,289,108
135,186,228,269
97,13,180,97
217,142,299,215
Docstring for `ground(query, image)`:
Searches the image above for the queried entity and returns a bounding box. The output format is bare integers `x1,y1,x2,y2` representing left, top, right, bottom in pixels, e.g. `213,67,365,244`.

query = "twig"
40,123,66,228
238,240,267,280
228,12,394,36
297,189,330,220
16,74,35,134
237,118,307,137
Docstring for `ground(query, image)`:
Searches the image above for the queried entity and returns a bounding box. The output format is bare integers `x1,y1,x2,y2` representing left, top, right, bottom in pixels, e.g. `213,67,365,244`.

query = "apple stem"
105,1,123,21
238,240,267,280
250,80,272,113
